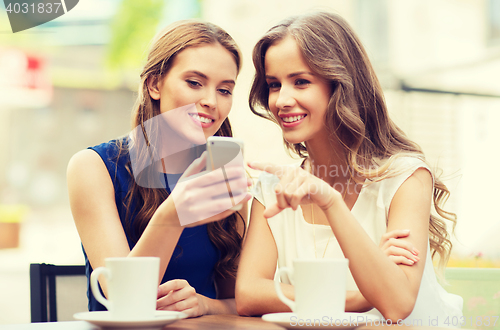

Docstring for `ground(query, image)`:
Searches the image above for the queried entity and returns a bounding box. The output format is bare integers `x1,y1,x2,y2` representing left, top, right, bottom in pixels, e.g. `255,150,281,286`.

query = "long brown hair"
249,12,456,273
119,20,244,280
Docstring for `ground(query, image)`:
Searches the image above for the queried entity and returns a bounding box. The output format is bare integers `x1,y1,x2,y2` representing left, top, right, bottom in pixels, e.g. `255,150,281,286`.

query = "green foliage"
445,268,500,329
106,0,165,70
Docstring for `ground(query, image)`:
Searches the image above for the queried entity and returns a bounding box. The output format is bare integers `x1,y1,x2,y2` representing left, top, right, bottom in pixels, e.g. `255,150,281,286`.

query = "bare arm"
67,150,184,296
322,168,431,321
68,149,249,298
156,199,250,316
235,199,295,316
345,229,421,313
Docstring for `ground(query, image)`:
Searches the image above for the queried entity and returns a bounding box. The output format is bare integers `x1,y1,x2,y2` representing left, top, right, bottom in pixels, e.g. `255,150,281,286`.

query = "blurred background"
0,0,499,324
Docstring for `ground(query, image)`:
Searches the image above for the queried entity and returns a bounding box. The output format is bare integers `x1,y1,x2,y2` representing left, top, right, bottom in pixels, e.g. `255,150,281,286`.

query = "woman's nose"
275,87,296,109
200,90,217,110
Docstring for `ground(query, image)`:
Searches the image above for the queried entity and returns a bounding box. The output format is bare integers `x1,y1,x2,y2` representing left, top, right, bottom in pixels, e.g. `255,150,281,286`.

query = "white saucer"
262,312,381,329
73,311,187,329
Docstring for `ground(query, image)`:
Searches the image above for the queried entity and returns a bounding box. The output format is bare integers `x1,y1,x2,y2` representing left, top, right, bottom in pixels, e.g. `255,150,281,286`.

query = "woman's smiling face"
148,42,238,144
265,35,332,145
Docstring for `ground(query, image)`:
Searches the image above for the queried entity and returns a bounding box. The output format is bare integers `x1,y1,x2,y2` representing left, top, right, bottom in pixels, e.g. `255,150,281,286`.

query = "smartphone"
206,136,244,171
206,136,245,211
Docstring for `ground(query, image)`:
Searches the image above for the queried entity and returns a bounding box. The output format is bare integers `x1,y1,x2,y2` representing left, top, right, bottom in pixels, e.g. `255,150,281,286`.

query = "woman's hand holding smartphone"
206,136,246,211
166,137,248,227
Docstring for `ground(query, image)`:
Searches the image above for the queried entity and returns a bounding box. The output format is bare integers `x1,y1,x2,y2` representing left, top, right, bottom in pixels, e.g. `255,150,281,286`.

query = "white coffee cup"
274,258,348,319
90,257,160,320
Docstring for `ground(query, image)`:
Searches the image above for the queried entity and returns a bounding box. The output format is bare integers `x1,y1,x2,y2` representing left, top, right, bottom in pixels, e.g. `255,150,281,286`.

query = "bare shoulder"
249,197,265,221
400,167,433,193
388,167,433,231
67,149,111,181
68,149,104,172
67,148,114,198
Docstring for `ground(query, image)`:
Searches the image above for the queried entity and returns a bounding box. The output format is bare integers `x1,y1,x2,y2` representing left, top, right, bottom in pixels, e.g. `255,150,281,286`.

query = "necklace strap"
311,176,351,259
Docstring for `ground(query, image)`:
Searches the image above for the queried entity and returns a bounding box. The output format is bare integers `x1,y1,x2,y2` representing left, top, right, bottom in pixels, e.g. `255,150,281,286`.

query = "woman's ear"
147,76,161,100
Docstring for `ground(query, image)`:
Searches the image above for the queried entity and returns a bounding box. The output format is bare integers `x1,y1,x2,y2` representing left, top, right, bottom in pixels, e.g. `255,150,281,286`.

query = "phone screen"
206,138,244,171
206,137,245,211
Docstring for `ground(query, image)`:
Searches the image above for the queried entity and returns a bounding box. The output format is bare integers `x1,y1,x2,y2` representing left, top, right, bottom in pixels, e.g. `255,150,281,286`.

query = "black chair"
30,263,87,322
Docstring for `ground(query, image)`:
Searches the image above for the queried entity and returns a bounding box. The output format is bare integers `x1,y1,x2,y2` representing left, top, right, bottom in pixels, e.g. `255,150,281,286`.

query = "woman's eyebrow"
265,71,314,80
288,71,314,78
185,70,208,79
185,70,235,85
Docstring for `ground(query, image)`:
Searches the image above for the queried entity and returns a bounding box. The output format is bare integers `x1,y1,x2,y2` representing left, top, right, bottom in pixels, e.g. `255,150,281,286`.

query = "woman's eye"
218,88,232,95
186,80,201,87
267,82,281,89
295,79,310,86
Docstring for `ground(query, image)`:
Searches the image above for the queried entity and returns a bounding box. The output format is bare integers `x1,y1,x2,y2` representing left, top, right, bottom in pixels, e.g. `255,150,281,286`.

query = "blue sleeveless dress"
85,139,219,311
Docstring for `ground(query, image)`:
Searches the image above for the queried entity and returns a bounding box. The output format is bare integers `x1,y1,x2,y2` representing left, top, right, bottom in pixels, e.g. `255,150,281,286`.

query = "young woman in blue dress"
67,20,251,317
236,12,462,326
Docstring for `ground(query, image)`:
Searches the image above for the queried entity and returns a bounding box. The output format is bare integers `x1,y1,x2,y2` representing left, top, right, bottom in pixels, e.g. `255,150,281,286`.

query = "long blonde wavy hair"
249,12,456,273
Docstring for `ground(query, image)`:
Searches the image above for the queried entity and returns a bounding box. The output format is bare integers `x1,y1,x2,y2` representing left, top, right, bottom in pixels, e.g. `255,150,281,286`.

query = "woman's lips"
188,113,215,128
279,114,307,128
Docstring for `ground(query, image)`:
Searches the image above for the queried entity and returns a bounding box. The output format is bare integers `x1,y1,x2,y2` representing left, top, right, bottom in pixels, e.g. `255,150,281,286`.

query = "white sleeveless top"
253,156,463,327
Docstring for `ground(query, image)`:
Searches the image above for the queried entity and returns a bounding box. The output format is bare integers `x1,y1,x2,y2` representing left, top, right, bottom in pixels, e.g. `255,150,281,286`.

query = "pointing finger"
247,161,285,178
263,202,284,218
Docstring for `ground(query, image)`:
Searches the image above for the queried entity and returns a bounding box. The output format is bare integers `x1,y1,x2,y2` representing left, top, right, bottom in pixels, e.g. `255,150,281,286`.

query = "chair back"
30,263,87,322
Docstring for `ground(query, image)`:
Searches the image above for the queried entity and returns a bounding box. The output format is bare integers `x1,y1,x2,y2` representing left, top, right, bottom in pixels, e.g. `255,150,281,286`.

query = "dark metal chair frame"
29,263,86,322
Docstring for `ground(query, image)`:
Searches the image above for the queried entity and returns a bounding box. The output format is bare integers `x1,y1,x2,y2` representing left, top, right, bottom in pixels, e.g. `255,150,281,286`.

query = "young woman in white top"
235,12,462,326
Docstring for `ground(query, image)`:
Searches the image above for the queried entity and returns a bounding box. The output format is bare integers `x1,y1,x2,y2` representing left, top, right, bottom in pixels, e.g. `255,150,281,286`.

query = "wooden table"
1,314,470,329
1,315,279,330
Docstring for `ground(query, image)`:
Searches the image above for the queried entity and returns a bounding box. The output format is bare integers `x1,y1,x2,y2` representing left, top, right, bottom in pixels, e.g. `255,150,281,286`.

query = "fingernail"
413,248,420,255
409,260,414,265
403,229,410,234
